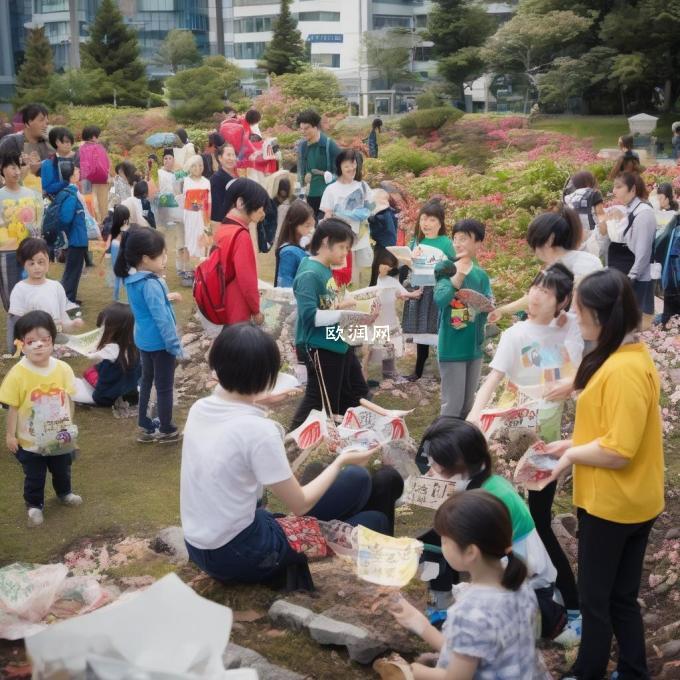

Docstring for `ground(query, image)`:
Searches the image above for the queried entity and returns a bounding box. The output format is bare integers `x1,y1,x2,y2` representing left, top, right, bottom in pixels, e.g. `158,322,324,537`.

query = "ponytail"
114,226,166,279
502,550,528,592
113,230,133,278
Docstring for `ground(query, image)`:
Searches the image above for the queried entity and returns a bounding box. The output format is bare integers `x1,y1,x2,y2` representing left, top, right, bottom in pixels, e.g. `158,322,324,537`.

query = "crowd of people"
0,101,673,679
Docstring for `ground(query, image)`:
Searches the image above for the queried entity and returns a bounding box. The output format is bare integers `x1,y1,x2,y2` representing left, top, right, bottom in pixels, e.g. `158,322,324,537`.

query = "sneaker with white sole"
137,428,157,443
27,507,44,526
554,615,582,647
59,493,82,506
154,429,181,444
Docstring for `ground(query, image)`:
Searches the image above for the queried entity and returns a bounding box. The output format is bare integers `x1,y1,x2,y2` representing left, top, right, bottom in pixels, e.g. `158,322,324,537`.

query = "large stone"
150,526,189,564
223,643,305,680
268,600,315,632
308,613,388,664
660,640,680,659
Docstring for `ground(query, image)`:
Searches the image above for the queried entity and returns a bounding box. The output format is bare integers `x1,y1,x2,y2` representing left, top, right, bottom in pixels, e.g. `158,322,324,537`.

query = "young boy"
433,219,492,418
8,238,84,351
0,311,82,527
40,127,76,197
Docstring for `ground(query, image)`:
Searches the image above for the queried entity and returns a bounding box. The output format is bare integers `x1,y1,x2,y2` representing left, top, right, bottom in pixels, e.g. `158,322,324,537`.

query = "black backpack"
42,188,70,246
564,187,597,231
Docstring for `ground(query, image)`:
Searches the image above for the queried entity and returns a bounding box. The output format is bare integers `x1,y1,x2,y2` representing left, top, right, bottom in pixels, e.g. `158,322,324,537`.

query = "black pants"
414,343,430,378
571,509,655,680
15,448,73,509
528,482,579,611
662,290,680,324
306,195,323,223
138,349,177,434
290,347,369,431
61,246,87,302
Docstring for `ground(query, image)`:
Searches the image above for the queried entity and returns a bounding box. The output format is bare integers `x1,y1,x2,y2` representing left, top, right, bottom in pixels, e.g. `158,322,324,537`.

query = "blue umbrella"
145,132,177,148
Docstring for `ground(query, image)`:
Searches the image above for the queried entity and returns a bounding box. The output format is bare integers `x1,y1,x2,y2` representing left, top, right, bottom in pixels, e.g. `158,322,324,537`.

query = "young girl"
157,149,180,230
320,149,373,286
368,188,398,286
110,161,138,209
364,249,421,381
181,155,211,270
384,490,550,679
402,200,455,381
173,128,196,172
274,175,292,242
468,263,582,642
289,218,371,431
73,302,141,407
274,199,314,287
107,205,129,301
114,228,182,444
135,180,156,229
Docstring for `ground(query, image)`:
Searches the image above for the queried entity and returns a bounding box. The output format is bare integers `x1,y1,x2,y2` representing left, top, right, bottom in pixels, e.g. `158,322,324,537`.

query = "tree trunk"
620,86,625,116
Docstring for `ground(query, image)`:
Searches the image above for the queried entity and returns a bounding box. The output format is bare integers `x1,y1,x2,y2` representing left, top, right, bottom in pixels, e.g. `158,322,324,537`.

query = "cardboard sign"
402,475,458,510
479,403,539,439
356,526,423,587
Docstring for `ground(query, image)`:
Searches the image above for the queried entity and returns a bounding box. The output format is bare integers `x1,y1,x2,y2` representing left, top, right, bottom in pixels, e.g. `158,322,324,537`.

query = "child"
157,149,180,229
107,205,130,301
0,311,82,527
468,263,582,643
9,238,84,350
273,199,314,287
274,176,292,242
367,118,382,159
134,180,156,229
110,161,138,209
368,188,398,286
434,219,492,418
182,155,211,271
114,227,182,443
73,302,141,407
402,200,456,381
385,490,550,679
364,249,421,381
0,152,43,245
289,218,371,431
79,125,111,224
41,127,76,197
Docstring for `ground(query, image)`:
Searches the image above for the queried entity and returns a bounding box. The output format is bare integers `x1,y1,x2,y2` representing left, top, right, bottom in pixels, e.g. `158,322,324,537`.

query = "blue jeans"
15,447,73,509
138,349,176,434
61,245,87,302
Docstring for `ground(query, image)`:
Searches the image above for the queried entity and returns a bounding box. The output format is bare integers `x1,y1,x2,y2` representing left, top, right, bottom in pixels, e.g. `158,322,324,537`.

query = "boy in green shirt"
433,219,492,418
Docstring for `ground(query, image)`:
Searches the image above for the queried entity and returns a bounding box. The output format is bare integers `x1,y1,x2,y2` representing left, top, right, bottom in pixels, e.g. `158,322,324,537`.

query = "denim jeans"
15,447,73,509
138,349,176,434
61,246,87,302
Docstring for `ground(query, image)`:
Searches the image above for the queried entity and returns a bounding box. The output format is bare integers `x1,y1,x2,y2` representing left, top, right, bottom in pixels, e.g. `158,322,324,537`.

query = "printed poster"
356,526,423,587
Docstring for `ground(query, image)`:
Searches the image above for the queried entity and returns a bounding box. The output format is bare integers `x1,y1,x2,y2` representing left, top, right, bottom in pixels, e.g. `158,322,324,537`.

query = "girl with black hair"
654,183,680,324
274,199,314,287
107,205,130,301
544,269,664,680
384,490,549,679
111,161,138,210
201,132,225,180
289,218,371,430
468,263,582,638
173,128,196,172
114,228,182,444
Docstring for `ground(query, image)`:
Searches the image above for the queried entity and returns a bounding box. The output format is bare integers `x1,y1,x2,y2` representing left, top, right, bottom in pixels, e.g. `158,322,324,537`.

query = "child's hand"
488,309,503,323
253,312,265,325
6,435,18,454
71,318,85,329
167,292,182,303
388,595,429,635
337,443,382,468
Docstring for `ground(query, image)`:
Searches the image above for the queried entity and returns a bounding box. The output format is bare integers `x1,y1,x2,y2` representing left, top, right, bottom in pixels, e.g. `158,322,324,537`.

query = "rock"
222,643,305,680
655,581,674,595
268,600,315,632
660,640,680,658
308,613,388,664
181,333,199,346
149,526,189,565
665,527,680,540
643,612,660,627
661,660,680,678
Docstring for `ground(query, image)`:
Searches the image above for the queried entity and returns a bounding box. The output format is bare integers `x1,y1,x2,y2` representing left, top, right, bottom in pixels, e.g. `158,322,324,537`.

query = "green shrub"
273,69,343,103
400,107,463,137
381,140,441,176
415,87,448,109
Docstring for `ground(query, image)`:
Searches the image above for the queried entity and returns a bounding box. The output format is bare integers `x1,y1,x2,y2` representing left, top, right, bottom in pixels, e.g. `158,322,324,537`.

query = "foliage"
47,69,114,107
153,30,202,74
258,0,307,75
415,86,448,109
364,29,417,89
273,69,343,103
400,107,463,137
14,27,54,108
379,139,442,176
80,0,148,106
167,56,242,123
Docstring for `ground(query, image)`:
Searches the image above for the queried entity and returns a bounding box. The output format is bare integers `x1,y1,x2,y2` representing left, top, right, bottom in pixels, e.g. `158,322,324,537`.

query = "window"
233,15,275,32
34,0,67,11
298,11,340,21
311,53,340,68
415,14,427,28
234,0,280,6
372,14,412,29
234,41,267,59
413,46,433,61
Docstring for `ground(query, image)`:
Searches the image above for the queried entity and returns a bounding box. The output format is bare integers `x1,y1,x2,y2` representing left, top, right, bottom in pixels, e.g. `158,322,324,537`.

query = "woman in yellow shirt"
546,268,664,680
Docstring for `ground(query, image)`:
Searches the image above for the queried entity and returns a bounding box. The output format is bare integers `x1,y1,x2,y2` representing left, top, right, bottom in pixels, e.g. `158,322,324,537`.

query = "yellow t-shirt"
0,357,77,455
572,344,664,524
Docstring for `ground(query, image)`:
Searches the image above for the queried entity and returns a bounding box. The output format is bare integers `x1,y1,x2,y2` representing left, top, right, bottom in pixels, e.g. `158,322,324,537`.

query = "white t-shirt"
320,180,373,234
376,275,407,329
9,279,70,326
180,392,293,550
86,343,119,363
557,250,602,281
157,168,177,195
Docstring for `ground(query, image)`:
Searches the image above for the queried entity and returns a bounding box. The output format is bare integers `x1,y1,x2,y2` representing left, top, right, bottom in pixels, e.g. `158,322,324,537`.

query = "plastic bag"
0,563,68,623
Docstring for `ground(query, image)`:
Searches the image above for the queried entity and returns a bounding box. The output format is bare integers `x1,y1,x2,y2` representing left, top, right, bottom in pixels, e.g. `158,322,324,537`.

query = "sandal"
373,655,415,680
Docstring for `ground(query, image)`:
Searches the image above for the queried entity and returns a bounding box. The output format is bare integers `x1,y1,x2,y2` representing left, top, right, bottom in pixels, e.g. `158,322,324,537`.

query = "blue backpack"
42,188,70,246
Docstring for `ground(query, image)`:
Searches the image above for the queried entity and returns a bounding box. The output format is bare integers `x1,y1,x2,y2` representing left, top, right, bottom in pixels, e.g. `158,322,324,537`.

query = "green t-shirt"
482,475,535,542
434,262,492,362
303,135,340,198
293,257,348,354
409,235,456,261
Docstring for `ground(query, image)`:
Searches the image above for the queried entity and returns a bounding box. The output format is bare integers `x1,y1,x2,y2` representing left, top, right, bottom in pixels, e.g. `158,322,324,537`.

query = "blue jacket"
40,157,68,197
93,357,142,407
276,243,308,287
59,185,88,247
368,207,398,248
125,271,182,356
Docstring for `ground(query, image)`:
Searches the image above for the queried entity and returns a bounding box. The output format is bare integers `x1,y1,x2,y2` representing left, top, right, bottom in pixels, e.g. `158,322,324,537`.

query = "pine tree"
13,27,54,107
80,0,148,106
258,0,307,75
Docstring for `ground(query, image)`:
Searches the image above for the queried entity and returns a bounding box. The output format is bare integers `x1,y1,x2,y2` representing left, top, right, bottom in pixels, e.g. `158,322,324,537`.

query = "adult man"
296,109,340,219
210,144,237,230
0,104,52,192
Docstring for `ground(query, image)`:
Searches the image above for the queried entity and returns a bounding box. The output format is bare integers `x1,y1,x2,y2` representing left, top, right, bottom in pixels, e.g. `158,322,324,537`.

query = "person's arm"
433,277,456,310
548,439,629,482
627,211,656,280
59,192,77,231
277,248,297,288
488,294,528,323
5,406,18,453
232,231,260,316
466,368,505,425
142,279,182,357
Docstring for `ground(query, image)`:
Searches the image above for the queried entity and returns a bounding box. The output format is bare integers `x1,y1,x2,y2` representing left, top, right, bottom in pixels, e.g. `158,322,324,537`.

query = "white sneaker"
59,493,83,506
554,615,582,647
27,507,44,526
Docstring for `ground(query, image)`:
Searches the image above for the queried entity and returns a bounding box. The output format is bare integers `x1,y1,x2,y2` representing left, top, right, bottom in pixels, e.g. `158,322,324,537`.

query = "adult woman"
563,170,607,255
173,128,196,172
654,183,680,324
274,199,314,288
201,132,225,180
606,172,656,328
320,148,373,286
546,269,664,680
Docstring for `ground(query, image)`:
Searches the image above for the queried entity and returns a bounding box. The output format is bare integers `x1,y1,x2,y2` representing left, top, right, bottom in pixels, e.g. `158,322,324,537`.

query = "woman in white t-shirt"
490,208,602,323
320,149,373,286
468,263,583,641
180,323,404,588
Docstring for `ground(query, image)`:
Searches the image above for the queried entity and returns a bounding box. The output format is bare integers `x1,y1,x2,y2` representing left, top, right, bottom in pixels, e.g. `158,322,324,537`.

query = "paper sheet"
64,328,105,356
479,402,539,439
356,526,423,587
513,441,559,491
402,475,458,510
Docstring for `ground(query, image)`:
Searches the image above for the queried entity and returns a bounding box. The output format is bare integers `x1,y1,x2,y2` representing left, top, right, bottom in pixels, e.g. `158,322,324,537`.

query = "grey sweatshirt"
625,198,656,281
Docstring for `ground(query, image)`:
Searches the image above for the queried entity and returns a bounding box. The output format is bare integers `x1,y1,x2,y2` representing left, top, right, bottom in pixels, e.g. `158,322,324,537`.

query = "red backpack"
80,142,110,184
219,119,246,157
193,225,244,324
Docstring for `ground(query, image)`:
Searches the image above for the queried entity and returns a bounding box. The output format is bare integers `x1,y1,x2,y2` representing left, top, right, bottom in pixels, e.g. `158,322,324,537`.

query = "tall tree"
80,0,148,106
13,27,54,107
153,29,202,73
427,0,495,103
258,0,306,75
364,28,417,89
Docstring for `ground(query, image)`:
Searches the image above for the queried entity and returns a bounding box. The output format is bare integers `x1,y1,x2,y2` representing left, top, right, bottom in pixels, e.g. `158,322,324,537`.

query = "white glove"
324,171,333,184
